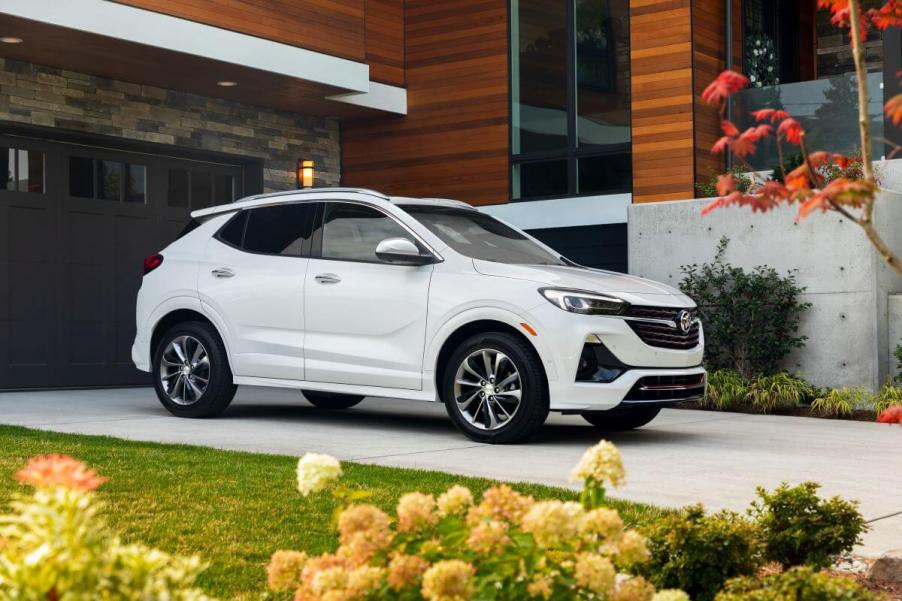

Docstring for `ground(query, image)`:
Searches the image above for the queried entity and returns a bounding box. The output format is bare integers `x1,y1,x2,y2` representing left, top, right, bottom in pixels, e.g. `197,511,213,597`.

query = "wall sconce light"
297,159,315,189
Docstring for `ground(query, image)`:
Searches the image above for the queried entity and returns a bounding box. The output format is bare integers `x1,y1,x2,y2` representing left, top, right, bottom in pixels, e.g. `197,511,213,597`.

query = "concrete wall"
891,295,902,382
0,58,341,191
628,191,902,388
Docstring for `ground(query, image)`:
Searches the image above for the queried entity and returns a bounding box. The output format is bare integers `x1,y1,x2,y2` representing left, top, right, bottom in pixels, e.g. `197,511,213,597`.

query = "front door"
304,201,433,390
197,203,315,381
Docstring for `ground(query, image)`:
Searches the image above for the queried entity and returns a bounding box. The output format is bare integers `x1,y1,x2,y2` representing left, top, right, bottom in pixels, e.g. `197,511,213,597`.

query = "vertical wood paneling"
630,0,695,203
342,0,509,206
366,0,405,86
112,0,367,62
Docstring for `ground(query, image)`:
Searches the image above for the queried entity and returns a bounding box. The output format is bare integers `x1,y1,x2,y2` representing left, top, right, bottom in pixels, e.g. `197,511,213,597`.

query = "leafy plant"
703,369,747,410
715,567,881,601
745,373,811,413
641,505,763,601
810,387,871,418
680,238,810,378
270,441,675,601
895,343,902,385
874,381,902,415
0,454,212,600
697,167,752,198
769,152,804,183
749,482,867,569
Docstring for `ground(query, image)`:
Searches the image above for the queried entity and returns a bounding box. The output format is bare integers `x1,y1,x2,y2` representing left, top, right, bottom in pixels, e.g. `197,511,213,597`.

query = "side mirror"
375,237,435,266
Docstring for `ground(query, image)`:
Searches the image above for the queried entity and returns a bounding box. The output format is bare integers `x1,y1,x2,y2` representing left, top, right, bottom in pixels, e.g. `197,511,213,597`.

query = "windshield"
400,205,566,266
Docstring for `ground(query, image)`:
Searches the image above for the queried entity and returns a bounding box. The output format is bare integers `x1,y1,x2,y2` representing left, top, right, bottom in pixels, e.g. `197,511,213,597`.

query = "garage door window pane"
167,169,189,207
97,160,122,201
124,163,146,204
20,150,44,193
214,174,234,205
321,203,412,262
69,157,95,198
244,204,314,256
192,172,213,209
1,149,12,190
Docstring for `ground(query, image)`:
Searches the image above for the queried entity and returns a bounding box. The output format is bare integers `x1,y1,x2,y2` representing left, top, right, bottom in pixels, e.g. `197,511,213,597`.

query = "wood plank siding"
341,0,510,206
630,0,696,203
113,0,367,62
366,0,405,86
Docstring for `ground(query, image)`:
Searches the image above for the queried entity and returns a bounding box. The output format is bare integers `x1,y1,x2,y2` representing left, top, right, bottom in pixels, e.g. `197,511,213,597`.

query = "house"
0,0,899,390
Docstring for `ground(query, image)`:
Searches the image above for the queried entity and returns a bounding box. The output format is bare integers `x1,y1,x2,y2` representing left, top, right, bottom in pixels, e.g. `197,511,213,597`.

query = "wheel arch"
431,315,555,398
150,308,229,366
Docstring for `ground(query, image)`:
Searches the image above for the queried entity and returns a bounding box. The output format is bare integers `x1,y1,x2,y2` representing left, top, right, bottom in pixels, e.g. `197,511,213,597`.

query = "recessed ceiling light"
217,80,237,87
0,37,23,44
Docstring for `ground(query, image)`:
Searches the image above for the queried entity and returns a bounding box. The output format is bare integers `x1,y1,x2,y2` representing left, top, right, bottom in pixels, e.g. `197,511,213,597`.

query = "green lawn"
0,425,666,599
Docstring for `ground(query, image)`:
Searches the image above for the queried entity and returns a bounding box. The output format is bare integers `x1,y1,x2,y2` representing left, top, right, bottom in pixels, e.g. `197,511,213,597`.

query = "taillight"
143,254,164,275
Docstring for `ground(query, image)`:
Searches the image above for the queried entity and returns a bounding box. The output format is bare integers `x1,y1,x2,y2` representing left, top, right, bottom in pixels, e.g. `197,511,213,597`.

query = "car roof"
189,188,474,219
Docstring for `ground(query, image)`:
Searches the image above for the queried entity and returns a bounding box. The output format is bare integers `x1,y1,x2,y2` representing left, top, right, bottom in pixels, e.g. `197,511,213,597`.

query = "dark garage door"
0,133,245,389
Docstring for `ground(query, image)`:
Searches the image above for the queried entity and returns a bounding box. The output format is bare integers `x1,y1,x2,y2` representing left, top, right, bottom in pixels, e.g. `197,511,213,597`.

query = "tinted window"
69,156,94,198
214,174,234,204
217,211,247,247
243,204,314,256
401,205,565,266
192,171,213,209
2,148,44,193
178,219,203,240
321,203,413,262
97,160,122,201
125,163,147,203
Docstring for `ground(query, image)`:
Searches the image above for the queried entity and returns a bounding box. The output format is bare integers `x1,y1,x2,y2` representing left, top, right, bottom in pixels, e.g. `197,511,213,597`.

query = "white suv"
133,188,705,443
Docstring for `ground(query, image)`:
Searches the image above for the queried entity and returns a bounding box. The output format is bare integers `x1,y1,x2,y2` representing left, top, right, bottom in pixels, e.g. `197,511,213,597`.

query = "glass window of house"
125,164,147,203
167,169,189,207
69,157,95,198
1,148,44,194
321,202,413,262
96,160,123,201
213,174,234,205
510,0,631,200
191,171,213,209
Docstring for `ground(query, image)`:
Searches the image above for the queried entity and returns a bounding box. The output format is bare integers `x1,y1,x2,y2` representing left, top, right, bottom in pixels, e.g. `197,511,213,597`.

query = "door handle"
211,267,235,278
315,273,341,284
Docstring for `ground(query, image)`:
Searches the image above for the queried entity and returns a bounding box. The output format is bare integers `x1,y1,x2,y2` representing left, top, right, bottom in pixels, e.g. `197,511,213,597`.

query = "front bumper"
526,301,706,412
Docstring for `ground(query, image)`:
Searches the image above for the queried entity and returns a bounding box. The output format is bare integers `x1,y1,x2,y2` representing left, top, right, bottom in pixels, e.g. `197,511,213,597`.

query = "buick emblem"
677,310,693,334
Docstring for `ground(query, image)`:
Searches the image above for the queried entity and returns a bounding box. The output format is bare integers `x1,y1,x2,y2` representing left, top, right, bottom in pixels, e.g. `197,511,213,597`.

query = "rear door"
303,201,433,390
197,202,315,381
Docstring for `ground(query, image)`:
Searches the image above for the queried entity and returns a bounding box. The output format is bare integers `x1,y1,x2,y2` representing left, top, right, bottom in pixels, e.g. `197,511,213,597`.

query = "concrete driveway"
0,387,899,557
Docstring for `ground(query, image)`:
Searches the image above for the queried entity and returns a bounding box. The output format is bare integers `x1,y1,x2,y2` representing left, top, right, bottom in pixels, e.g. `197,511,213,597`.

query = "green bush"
810,387,871,417
641,505,763,601
696,167,752,198
703,369,747,410
715,567,881,601
895,343,902,385
680,238,810,378
745,373,811,413
749,482,867,569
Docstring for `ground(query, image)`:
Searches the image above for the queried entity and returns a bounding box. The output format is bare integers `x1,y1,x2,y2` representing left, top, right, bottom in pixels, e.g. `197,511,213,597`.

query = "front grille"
624,373,706,402
624,306,700,350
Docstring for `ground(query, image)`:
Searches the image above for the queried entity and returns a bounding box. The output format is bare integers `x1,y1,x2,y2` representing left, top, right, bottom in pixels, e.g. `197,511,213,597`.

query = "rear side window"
222,203,315,256
216,211,246,247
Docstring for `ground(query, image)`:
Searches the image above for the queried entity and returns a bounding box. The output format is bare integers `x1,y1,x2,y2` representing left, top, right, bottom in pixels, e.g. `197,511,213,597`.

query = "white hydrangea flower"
296,453,342,496
653,591,690,601
570,440,625,487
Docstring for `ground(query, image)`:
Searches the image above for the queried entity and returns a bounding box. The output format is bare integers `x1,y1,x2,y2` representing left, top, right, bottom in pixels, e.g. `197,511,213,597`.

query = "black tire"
303,391,364,410
441,332,549,444
152,321,237,418
581,406,661,431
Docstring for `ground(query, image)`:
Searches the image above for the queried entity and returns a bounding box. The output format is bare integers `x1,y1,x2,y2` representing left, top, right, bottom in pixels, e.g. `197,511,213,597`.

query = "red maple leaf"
886,93,902,126
778,118,804,144
702,71,750,105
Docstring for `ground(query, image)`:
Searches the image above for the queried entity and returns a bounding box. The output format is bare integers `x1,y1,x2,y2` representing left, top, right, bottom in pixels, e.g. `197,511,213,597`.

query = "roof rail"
238,187,389,203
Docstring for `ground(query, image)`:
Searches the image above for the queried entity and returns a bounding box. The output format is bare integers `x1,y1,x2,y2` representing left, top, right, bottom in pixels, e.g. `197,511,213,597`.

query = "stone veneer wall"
0,59,340,191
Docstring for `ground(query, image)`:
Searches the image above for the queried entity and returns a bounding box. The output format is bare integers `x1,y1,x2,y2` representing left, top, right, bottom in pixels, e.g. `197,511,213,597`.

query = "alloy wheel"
159,335,210,405
453,348,522,431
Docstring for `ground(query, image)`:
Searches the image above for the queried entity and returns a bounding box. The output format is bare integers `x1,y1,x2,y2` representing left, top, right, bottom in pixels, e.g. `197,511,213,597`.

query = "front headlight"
539,288,628,315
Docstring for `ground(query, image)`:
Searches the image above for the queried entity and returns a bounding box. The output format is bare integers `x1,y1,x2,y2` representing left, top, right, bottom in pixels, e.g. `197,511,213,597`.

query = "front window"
510,0,631,200
402,205,566,266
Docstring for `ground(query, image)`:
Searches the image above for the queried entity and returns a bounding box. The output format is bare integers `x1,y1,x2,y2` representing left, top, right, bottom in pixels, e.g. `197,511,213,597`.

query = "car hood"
472,260,695,307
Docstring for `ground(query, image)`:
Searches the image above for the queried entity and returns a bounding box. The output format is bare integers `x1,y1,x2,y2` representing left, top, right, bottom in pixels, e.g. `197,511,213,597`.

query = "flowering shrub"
640,505,764,601
744,33,779,88
0,454,212,600
878,405,902,424
749,482,867,569
270,442,685,601
714,566,880,601
700,0,902,276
